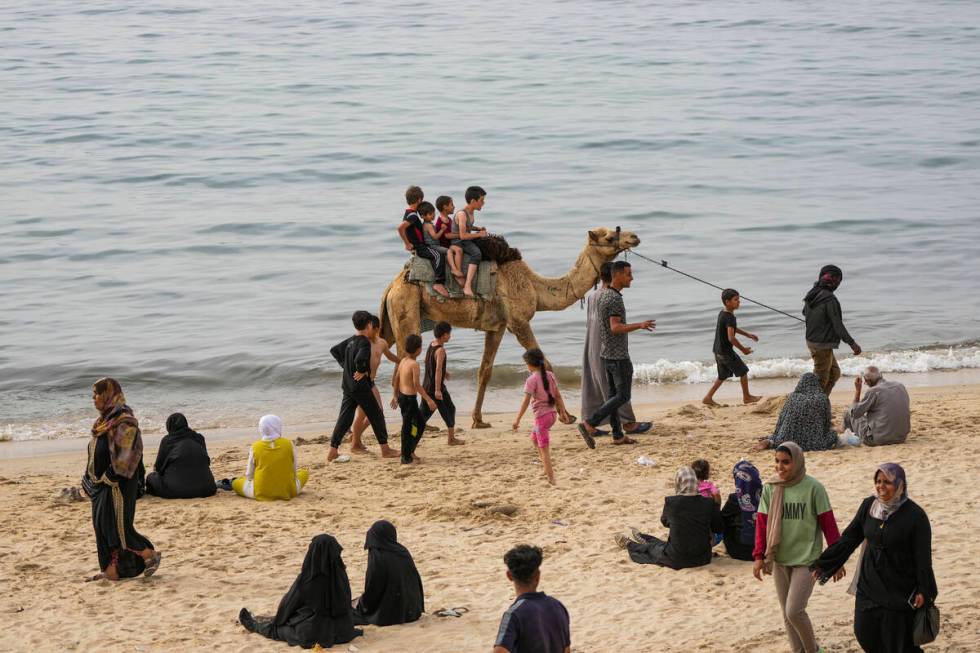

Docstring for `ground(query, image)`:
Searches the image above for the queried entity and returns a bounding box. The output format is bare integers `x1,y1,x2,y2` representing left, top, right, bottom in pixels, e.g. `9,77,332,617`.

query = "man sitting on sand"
493,545,571,653
841,366,910,446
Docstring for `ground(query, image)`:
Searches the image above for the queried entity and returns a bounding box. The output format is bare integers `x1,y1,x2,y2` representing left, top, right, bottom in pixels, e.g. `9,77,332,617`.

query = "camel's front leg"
507,320,540,352
472,328,506,428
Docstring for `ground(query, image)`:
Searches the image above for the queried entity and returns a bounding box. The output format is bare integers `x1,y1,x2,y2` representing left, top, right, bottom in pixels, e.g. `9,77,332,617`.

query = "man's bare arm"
609,315,655,335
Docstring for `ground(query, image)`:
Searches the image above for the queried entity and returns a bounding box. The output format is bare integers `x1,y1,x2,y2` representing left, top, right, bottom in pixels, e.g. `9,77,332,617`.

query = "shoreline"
4,367,980,459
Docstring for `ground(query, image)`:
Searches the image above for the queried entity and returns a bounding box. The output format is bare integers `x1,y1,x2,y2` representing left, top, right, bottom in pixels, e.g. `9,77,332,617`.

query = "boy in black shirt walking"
703,289,761,406
328,310,400,462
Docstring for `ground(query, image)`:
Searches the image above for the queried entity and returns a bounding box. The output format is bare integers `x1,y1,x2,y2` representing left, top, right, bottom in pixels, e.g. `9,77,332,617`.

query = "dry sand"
1,383,978,652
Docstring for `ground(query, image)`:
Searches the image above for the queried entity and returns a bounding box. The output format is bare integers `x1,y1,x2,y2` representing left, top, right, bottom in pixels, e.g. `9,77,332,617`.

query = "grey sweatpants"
773,564,819,653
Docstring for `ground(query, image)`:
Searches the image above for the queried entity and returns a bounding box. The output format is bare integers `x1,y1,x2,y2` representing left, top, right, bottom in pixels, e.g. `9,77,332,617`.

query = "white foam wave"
632,346,980,385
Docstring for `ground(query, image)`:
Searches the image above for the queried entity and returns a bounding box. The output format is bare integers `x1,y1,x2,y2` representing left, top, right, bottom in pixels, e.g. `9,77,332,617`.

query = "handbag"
912,602,940,646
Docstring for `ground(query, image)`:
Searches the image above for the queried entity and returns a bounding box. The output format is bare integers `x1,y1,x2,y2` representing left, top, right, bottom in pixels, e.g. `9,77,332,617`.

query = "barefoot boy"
421,321,464,446
328,310,400,462
390,334,437,464
350,314,400,452
452,186,488,297
703,289,761,406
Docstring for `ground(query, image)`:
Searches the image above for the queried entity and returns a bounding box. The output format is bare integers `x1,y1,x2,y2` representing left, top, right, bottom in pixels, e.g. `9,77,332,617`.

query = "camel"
379,226,641,428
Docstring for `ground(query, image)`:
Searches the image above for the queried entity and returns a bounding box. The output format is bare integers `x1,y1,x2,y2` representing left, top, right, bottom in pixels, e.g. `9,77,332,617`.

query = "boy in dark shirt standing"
703,288,761,406
328,310,400,462
421,321,464,446
396,185,449,297
493,545,570,653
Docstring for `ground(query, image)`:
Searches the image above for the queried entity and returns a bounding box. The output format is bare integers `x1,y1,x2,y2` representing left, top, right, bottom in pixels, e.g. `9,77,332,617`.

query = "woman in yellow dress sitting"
232,415,309,500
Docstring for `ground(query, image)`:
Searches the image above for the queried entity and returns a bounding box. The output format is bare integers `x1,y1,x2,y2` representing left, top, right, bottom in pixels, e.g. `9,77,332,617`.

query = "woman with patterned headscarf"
721,460,762,561
813,464,937,652
752,442,841,653
82,377,161,580
755,373,838,452
615,466,724,569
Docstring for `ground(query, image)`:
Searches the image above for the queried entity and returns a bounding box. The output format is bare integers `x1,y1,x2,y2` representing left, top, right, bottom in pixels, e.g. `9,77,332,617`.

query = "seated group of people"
145,412,311,502
239,520,425,649
756,366,911,452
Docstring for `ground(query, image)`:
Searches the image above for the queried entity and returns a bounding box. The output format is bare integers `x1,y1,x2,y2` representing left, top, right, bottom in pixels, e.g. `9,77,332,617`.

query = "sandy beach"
1,382,977,653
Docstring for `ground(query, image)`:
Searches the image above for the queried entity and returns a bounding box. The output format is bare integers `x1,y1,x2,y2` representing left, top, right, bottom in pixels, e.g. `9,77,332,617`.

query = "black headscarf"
803,264,843,304
275,534,352,623
164,413,207,446
365,520,411,558
353,521,424,626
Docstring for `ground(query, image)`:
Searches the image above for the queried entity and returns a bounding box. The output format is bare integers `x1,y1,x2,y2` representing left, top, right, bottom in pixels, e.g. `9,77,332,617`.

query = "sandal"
558,413,577,425
577,424,596,450
143,551,162,577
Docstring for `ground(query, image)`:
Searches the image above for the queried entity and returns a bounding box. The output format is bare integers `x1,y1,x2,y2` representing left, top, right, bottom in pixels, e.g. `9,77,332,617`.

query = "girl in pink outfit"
512,348,573,485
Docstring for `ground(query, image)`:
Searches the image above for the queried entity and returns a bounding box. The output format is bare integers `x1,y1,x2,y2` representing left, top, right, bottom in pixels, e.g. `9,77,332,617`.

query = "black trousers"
421,387,456,428
414,245,446,284
853,599,922,653
398,394,427,463
331,389,388,448
587,358,633,437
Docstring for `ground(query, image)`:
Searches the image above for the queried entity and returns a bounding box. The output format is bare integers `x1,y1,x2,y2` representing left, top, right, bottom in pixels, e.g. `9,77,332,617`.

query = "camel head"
587,227,640,259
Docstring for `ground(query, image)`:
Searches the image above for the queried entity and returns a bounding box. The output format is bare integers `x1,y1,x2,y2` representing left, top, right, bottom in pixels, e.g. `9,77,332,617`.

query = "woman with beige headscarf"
615,466,724,569
82,377,161,580
752,442,841,653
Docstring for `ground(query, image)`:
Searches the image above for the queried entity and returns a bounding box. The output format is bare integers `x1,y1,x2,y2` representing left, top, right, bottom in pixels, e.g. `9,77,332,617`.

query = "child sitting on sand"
702,288,761,406
391,334,437,464
397,186,449,297
512,348,573,485
692,458,721,505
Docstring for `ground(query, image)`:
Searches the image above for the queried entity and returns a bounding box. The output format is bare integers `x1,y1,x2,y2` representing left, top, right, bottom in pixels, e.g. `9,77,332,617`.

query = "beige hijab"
763,441,806,571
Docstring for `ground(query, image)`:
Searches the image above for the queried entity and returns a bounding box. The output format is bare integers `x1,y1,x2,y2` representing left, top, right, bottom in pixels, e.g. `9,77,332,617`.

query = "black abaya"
241,535,362,649
627,495,724,569
145,413,216,499
352,521,424,626
85,436,154,577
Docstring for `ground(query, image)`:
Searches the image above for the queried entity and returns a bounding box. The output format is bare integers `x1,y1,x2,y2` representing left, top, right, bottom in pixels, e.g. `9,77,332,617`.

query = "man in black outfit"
328,310,400,462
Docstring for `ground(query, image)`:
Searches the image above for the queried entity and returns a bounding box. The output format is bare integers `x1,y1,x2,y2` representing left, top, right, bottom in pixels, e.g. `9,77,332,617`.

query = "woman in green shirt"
752,442,843,653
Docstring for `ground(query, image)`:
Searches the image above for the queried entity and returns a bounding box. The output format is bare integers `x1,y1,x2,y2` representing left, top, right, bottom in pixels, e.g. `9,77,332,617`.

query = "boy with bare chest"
390,334,437,464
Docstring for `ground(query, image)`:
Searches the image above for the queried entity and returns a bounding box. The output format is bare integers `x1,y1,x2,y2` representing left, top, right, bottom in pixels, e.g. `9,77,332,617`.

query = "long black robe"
627,495,724,569
84,436,154,577
352,521,424,626
721,493,755,561
241,535,362,649
145,413,216,499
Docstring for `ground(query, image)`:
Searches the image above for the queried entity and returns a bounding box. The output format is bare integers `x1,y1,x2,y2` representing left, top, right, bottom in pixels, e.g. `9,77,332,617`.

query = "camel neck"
527,246,607,312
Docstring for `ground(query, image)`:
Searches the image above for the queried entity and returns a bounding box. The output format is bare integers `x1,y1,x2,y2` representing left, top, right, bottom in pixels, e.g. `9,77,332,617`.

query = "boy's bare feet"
433,284,450,298
327,448,340,462
447,437,465,445
452,274,465,287
351,444,369,454
743,395,762,404
380,446,401,459
463,287,475,298
702,398,721,407
612,436,638,445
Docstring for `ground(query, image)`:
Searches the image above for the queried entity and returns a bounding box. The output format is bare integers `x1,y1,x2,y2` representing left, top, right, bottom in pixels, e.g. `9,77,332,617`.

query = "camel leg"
472,328,506,429
507,320,540,352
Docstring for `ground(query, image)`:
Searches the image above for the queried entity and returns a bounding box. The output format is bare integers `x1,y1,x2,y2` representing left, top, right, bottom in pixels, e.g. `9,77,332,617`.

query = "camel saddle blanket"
405,255,497,300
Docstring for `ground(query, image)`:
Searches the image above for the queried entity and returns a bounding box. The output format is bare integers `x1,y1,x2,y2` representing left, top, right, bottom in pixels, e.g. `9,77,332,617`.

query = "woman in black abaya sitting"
145,412,216,499
83,377,161,580
239,534,362,649
352,520,425,626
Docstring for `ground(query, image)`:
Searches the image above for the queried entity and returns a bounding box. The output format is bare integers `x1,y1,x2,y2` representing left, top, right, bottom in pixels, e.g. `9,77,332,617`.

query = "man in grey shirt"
842,366,910,446
577,261,656,448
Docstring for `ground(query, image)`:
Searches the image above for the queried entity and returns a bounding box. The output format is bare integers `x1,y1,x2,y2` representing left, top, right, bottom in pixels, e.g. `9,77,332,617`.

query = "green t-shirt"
758,475,832,566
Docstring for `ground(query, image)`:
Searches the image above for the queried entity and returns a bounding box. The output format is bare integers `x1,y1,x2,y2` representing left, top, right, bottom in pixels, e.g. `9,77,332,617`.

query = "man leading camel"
581,262,652,435
578,261,656,448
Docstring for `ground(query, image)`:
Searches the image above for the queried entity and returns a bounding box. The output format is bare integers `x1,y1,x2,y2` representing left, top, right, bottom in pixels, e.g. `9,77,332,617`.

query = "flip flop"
577,424,596,449
143,552,162,577
611,436,638,445
558,413,577,425
626,422,653,434
592,428,610,436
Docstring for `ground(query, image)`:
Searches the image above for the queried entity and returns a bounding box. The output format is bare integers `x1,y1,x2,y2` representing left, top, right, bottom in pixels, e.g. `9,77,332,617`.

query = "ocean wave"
633,346,980,385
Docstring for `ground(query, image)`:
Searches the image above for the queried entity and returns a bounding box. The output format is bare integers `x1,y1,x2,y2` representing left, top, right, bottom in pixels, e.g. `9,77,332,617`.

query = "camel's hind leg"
472,328,506,429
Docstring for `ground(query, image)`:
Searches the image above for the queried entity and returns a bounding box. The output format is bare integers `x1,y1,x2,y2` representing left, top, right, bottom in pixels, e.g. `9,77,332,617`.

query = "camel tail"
379,280,395,345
